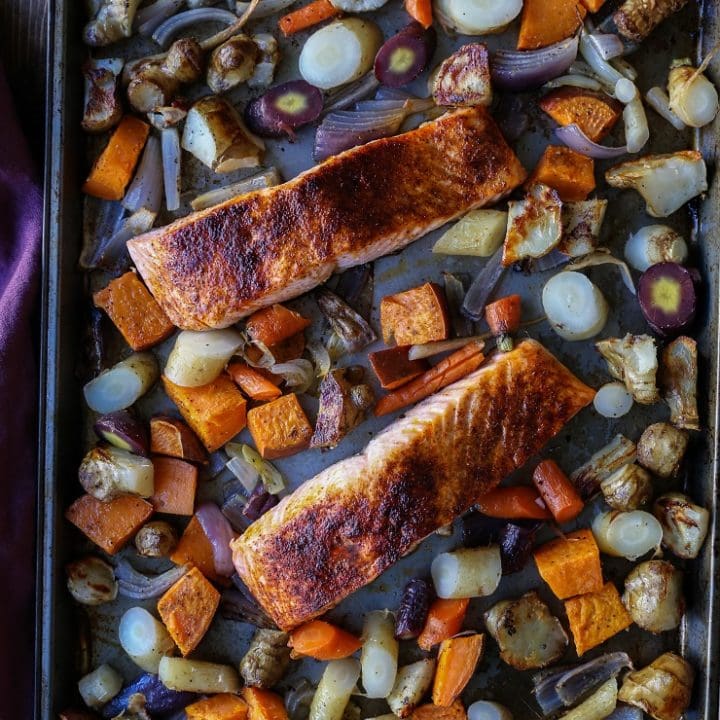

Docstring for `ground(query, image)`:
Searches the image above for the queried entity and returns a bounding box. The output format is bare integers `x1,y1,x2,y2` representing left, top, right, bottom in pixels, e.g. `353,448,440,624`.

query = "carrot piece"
157,566,221,656
65,494,153,555
369,346,429,390
475,486,552,520
412,701,467,720
532,459,584,524
279,0,341,36
405,0,433,28
533,529,604,600
580,0,606,11
380,282,450,346
247,393,314,459
432,633,485,706
539,88,623,142
246,304,312,348
186,694,248,720
564,581,632,656
528,146,596,202
82,116,150,200
417,598,469,651
485,294,521,352
150,456,198,516
163,374,247,453
170,515,224,584
150,415,208,464
375,341,484,417
227,362,283,401
242,687,289,720
288,620,363,660
517,0,586,50
93,271,175,351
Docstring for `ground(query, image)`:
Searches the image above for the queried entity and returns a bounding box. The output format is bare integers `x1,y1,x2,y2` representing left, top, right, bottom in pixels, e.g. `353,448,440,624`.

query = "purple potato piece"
499,522,541,574
395,577,434,639
638,262,697,336
462,511,505,547
101,673,196,718
374,22,436,88
245,80,323,138
93,410,149,456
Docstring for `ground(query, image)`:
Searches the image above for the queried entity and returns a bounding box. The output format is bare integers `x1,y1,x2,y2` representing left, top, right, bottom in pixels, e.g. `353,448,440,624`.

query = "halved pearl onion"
594,383,634,418
624,225,688,272
310,659,361,720
84,353,159,413
468,701,514,720
119,606,175,673
164,328,243,388
431,546,502,599
592,510,663,561
542,272,609,341
360,610,398,699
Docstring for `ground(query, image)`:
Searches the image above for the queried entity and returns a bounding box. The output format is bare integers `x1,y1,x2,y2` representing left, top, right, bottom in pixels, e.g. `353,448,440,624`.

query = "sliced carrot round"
288,620,362,660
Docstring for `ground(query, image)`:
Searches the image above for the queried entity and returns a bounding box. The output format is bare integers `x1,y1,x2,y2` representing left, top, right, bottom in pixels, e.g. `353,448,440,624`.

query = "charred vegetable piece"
653,492,710,560
134,520,178,558
374,22,436,88
316,289,377,354
668,57,719,128
600,463,653,512
623,560,684,633
596,334,659,405
660,336,699,430
431,546,502,599
395,578,433,640
66,556,118,606
94,411,150,457
84,0,141,46
592,510,663,561
240,629,292,688
613,0,691,43
82,57,123,133
637,422,689,478
246,80,324,139
432,44,492,107
389,659,436,717
499,522,540,574
638,263,697,337
79,445,154,502
558,200,607,257
207,34,259,94
461,512,505,547
571,434,636,499
625,225,688,272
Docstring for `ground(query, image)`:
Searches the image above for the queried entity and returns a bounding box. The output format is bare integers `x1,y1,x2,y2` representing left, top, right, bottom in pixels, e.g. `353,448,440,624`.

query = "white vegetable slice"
624,225,688,272
159,657,242,694
431,546,502,599
433,210,508,257
119,607,175,673
387,659,436,718
361,610,399,699
310,659,361,720
79,446,155,500
558,678,618,720
542,272,609,341
164,329,243,387
558,200,607,257
594,383,634,419
84,353,159,413
434,0,522,36
468,701,514,720
592,510,663,561
299,19,383,90
78,664,123,709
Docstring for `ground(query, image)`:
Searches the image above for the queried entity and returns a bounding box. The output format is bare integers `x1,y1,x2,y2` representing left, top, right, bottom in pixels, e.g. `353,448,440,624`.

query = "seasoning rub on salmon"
231,340,595,630
128,107,527,330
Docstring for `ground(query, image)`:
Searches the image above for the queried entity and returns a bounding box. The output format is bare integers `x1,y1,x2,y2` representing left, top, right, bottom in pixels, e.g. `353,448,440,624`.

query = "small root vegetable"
135,521,178,557
637,422,689,478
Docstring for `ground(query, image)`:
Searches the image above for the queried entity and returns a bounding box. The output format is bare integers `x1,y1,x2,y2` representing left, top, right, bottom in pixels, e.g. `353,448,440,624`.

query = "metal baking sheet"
38,1,719,718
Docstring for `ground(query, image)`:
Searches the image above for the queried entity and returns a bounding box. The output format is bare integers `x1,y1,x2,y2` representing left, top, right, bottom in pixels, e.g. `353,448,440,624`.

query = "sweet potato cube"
533,529,604,600
412,701,467,720
170,515,223,583
150,415,208,464
369,346,429,390
540,88,623,143
245,332,306,364
93,271,175,351
242,688,289,720
528,146,596,202
227,362,283,401
158,566,220,656
163,374,247,452
247,393,313,459
65,494,153,555
565,581,633,655
150,457,198,516
186,694,249,720
518,0,586,50
245,304,311,347
380,282,450,346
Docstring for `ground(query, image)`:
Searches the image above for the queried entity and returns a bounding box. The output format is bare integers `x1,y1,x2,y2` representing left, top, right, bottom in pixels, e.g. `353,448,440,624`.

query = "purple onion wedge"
93,410,149,456
638,262,697,336
395,578,433,639
374,22,436,88
245,80,324,138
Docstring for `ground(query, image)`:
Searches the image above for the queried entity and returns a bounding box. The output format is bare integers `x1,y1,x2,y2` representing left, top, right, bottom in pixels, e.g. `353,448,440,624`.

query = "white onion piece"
542,272,609,341
361,610,398,699
624,225,688,271
579,29,625,89
468,701,514,720
237,443,285,494
119,607,175,673
164,329,243,387
269,360,314,393
645,87,686,131
159,657,241,694
594,383,634,419
310,659,361,720
592,510,663,561
668,61,720,128
78,664,123,709
299,19,382,90
122,136,163,214
434,0,522,36
544,74,603,91
623,96,649,153
226,454,259,493
84,353,159,413
431,546,501,599
615,77,638,103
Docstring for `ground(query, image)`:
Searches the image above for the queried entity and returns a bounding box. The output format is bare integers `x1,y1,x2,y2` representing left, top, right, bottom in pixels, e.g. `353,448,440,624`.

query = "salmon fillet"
231,340,595,630
128,108,527,330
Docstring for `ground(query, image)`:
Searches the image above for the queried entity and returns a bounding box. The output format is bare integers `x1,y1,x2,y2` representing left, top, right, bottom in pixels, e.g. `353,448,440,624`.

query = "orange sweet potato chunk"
150,456,198,516
245,304,311,347
528,146,596,202
380,282,450,346
170,515,223,583
540,88,623,142
186,694,249,720
150,415,208,464
518,0,586,50
242,688,289,720
247,393,313,459
65,494,153,555
368,346,429,390
158,566,220,656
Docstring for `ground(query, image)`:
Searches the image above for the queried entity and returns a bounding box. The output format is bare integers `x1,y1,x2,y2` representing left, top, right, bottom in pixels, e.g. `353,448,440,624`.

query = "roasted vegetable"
83,0,141,46
78,664,123,710
78,445,154,502
433,210,507,257
528,146,596,202
280,0,342,37
246,80,324,139
433,635,484,707
517,0,585,50
571,434,636,499
467,702,512,720
543,272,609,342
119,606,175,673
309,659,360,720
388,659,436,717
557,678,618,720
395,578,433,640
164,329,243,388
600,463,653,511
431,546,502,599
160,657,241,695
638,263,697,337
618,652,694,720
532,459,583,524
668,57,719,128
186,694,250,720
592,510,663,561
380,283,450,347
94,411,150,457
361,610,398,699
101,672,196,719
540,87,622,142
150,456,197,515
418,598,468,651
623,560,684,633
636,422,689,478
624,225,688,272
207,34,259,94
369,346,429,391
134,520,178,558
289,620,362,661
594,383,634,419
613,0,690,42
247,393,313,459
150,416,208,464
596,334,659,405
485,592,568,670
558,200,607,257
316,289,377,354
432,44,492,107
66,556,118,606
485,295,521,353
240,629,292,688
82,57,123,133
84,352,159,414
498,521,539,574
374,22,436,88
653,492,710,560
660,336,699,430
434,0,522,35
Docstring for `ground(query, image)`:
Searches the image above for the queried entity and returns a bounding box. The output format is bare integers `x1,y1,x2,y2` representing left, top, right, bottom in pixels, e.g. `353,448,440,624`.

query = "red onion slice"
196,502,236,577
555,124,628,159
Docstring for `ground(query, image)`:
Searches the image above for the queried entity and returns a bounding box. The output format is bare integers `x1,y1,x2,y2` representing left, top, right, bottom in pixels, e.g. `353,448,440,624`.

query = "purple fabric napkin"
0,66,41,718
